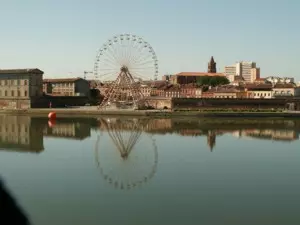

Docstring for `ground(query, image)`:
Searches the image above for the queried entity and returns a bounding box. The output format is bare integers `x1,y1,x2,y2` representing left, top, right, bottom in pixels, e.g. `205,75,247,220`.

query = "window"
24,91,28,96
11,90,14,97
5,90,7,96
18,91,20,97
0,90,1,96
24,80,28,85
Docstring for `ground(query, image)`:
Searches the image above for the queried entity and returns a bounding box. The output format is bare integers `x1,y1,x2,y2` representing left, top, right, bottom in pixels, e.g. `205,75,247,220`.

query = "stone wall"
0,98,31,109
33,96,89,108
146,97,173,109
173,98,290,109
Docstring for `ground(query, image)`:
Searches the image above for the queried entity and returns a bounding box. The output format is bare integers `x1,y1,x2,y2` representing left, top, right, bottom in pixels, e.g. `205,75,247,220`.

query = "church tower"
208,56,217,73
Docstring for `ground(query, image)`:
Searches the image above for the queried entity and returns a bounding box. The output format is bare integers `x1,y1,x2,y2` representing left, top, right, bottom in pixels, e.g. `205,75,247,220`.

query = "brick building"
203,85,247,98
0,68,44,109
170,72,225,85
245,84,273,99
43,78,90,96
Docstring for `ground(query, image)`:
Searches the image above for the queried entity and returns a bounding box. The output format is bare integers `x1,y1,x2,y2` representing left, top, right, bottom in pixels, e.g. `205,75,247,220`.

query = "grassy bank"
0,108,300,118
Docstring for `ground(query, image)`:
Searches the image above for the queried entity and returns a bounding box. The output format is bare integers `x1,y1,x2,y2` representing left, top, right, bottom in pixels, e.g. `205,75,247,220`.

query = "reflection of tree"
95,118,158,190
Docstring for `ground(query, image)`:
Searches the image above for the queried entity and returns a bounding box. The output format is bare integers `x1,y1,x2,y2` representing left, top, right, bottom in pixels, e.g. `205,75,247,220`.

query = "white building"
265,76,294,85
224,65,237,82
225,61,260,83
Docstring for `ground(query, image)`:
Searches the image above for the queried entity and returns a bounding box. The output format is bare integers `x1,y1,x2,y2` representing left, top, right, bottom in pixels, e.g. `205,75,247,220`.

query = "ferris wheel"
94,34,158,82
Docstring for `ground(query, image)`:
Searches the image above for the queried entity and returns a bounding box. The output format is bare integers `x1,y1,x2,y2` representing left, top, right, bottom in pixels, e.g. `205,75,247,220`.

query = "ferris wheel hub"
120,66,129,73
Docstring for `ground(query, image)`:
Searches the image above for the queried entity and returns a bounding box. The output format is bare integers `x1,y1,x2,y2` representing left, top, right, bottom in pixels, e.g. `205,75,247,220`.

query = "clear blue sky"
0,0,299,79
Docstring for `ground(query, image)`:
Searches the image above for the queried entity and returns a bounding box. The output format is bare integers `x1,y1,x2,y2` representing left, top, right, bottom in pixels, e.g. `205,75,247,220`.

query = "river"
0,115,299,225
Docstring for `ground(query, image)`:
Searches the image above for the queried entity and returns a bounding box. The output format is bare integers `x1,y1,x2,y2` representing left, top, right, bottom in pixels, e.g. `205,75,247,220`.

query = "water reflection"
0,115,44,153
95,118,158,190
1,115,300,225
0,115,299,154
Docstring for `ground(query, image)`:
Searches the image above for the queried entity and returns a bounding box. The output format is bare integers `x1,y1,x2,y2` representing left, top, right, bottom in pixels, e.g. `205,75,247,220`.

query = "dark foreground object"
0,180,30,225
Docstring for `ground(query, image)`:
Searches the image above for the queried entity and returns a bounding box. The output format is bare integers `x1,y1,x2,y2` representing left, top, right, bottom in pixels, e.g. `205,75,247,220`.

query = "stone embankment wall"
172,98,295,110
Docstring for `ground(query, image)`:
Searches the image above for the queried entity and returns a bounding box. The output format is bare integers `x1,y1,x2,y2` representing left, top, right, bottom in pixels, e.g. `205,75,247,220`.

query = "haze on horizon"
0,0,299,80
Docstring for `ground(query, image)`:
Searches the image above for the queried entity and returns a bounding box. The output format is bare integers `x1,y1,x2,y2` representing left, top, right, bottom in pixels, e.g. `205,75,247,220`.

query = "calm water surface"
0,115,300,225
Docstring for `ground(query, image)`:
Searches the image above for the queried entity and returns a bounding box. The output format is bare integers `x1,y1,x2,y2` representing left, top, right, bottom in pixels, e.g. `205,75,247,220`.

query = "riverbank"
1,108,300,118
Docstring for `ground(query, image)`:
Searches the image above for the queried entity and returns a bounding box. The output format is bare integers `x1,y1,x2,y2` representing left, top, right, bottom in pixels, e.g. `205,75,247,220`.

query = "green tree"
196,76,229,87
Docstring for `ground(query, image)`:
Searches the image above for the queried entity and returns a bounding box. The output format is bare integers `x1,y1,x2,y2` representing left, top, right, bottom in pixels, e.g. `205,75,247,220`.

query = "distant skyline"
0,0,299,79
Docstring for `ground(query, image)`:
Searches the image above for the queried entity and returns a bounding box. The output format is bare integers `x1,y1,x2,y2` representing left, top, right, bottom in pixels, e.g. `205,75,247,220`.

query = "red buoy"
48,112,56,120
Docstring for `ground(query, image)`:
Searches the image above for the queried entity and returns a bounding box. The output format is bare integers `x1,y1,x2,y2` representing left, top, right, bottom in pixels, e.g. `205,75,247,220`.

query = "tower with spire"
208,56,217,73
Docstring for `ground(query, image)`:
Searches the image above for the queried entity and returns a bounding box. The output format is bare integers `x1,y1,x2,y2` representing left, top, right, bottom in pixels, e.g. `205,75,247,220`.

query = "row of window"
51,91,74,96
253,93,271,97
0,79,28,86
214,96,237,98
0,90,28,97
0,125,28,133
50,83,74,87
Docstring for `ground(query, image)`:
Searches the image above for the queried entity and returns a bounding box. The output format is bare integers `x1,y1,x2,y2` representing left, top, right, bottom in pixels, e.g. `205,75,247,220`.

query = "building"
225,65,237,82
231,75,245,86
265,76,294,85
208,56,217,73
272,83,300,97
225,61,259,83
204,85,247,98
250,68,260,83
180,84,202,98
238,61,258,83
254,78,266,84
245,84,273,98
43,78,90,96
170,72,225,85
0,68,44,109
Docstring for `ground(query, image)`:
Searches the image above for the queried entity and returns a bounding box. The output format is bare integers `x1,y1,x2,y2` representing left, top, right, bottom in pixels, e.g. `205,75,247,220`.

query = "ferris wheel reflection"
95,117,158,190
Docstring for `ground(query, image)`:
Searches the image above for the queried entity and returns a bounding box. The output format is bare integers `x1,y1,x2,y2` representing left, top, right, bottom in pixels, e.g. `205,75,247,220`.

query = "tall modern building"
239,61,257,82
208,56,217,73
225,61,259,83
250,68,260,82
225,65,237,82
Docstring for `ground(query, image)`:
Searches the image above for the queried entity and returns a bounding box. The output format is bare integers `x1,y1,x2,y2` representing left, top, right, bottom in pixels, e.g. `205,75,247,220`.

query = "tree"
196,76,229,87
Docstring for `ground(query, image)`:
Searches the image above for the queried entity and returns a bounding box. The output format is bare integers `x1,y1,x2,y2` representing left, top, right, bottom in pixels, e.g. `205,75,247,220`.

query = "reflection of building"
241,129,299,142
43,119,92,140
43,78,90,96
0,115,44,152
207,131,216,151
0,68,44,109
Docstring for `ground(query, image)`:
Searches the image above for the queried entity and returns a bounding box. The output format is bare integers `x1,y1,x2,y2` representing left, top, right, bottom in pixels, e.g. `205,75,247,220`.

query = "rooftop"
43,77,86,83
175,72,225,77
273,83,296,88
245,83,273,90
206,85,245,93
0,68,44,74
